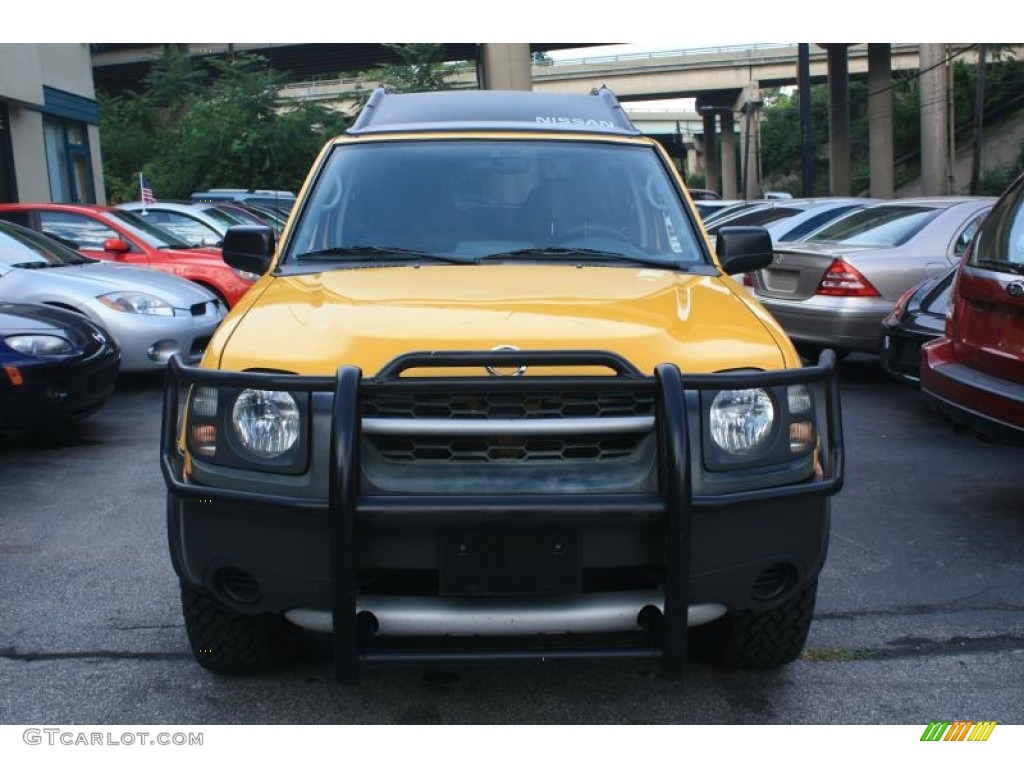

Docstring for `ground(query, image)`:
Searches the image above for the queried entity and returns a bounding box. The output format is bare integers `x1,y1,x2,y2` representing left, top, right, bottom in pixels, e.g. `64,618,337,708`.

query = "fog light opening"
146,339,180,362
214,567,262,605
751,563,798,602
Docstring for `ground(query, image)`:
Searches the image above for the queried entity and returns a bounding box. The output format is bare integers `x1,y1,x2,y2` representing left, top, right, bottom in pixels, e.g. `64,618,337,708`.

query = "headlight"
4,334,73,355
232,268,260,282
708,388,775,455
231,389,300,458
98,292,175,316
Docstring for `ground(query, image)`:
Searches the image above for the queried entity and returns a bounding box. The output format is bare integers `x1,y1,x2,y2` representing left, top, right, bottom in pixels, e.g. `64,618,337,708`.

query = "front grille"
190,301,211,316
362,390,655,420
372,433,645,463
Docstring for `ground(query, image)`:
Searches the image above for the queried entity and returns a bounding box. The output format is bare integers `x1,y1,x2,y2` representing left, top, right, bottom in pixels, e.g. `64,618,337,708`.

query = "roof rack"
347,86,640,137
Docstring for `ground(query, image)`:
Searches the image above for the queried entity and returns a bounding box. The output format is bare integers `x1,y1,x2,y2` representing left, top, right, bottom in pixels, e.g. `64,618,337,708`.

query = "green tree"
99,49,350,203
340,43,463,111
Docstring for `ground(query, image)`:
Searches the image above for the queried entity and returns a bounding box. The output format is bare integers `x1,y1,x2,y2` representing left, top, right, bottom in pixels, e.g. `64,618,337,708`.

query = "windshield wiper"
972,258,1024,275
474,247,683,270
11,261,59,269
293,246,473,264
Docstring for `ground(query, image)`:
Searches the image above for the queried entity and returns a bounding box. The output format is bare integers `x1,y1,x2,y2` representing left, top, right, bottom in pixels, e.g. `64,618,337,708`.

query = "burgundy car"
920,173,1024,445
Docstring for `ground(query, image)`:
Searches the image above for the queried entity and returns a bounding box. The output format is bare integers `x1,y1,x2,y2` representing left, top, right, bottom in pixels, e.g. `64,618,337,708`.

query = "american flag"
140,173,155,206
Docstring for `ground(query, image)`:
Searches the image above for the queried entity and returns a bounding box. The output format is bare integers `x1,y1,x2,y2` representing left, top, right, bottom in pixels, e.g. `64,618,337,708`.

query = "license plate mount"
439,528,580,596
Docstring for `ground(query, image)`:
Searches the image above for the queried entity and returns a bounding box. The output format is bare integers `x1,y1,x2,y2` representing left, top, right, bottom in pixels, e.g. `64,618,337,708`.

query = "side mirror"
102,238,131,254
716,226,773,276
222,225,275,275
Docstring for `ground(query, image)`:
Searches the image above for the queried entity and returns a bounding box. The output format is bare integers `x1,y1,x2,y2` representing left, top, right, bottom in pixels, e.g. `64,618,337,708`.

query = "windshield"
0,221,95,267
102,210,193,249
804,205,941,247
285,139,707,268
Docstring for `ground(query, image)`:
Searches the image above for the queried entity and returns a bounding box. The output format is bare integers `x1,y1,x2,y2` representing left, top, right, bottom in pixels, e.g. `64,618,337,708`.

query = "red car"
0,203,258,308
920,173,1024,446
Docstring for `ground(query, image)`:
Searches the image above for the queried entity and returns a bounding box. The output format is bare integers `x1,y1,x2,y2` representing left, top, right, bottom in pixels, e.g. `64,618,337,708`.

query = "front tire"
690,579,817,669
181,586,287,675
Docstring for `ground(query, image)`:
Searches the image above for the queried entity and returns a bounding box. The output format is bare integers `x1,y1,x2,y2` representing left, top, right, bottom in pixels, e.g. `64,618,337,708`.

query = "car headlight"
232,268,260,282
4,334,73,355
701,383,818,473
708,388,775,455
98,292,175,316
185,384,308,472
231,389,300,459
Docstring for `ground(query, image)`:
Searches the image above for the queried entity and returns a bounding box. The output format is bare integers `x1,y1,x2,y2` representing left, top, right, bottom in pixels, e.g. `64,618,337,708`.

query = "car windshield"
804,205,941,247
102,210,193,249
0,221,95,267
285,139,707,268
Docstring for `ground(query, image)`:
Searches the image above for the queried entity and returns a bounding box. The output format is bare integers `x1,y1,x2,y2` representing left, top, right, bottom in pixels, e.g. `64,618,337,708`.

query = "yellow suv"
161,87,844,680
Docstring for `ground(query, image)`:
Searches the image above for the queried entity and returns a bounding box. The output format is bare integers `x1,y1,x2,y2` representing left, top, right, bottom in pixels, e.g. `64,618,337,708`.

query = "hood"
213,265,789,375
0,261,217,307
0,301,106,346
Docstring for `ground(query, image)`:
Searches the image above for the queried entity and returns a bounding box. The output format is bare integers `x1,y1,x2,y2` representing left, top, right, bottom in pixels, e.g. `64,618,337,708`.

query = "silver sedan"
0,220,225,372
748,197,995,355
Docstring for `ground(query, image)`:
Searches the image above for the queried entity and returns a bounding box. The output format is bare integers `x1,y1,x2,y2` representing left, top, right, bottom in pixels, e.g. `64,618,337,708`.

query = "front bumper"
161,349,844,678
0,344,120,428
95,298,223,372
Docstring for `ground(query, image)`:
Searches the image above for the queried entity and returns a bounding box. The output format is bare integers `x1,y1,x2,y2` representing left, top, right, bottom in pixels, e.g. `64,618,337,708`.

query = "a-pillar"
720,111,738,200
700,109,720,195
478,44,532,91
868,44,894,199
919,43,950,195
823,44,851,195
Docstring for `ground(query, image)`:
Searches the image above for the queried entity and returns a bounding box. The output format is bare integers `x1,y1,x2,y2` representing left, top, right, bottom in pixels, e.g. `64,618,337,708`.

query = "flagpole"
139,172,146,213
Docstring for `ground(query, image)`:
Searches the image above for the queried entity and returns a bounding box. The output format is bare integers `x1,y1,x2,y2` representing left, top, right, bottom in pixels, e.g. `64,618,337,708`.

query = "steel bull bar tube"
161,350,842,683
325,350,692,682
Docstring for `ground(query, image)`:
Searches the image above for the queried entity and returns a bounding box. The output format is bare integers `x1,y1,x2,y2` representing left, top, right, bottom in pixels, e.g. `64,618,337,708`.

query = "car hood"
0,262,216,307
212,265,790,375
0,301,104,343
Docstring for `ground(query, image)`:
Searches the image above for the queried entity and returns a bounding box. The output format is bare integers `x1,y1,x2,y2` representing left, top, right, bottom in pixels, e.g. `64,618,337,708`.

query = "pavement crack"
0,647,190,662
816,601,1024,620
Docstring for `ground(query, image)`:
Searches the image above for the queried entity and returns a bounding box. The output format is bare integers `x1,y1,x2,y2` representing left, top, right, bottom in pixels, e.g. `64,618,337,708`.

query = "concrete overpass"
92,43,1019,200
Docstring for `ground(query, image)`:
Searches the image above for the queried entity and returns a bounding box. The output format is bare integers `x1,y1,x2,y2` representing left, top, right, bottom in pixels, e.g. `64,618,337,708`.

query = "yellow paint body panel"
208,264,797,376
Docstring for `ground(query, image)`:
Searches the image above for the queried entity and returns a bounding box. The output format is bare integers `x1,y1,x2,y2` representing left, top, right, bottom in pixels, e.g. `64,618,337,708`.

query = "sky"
11,2,977,44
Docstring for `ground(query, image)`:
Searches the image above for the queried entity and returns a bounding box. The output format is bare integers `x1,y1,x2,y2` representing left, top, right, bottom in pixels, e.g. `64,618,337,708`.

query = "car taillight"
815,258,881,297
887,285,917,321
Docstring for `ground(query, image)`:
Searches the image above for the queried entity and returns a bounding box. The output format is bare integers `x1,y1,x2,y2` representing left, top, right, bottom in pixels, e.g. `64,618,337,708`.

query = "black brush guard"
161,349,843,681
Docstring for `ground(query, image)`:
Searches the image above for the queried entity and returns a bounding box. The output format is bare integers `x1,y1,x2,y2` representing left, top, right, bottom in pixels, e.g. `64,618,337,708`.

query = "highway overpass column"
919,43,950,195
478,44,532,90
825,44,851,196
701,109,720,195
868,44,895,198
720,111,738,199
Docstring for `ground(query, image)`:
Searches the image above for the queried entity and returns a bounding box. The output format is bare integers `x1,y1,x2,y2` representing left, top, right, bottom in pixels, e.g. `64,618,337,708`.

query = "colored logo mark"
921,721,997,742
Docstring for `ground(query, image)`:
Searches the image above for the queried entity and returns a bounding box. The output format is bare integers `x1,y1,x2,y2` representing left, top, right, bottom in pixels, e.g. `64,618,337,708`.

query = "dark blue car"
0,302,120,430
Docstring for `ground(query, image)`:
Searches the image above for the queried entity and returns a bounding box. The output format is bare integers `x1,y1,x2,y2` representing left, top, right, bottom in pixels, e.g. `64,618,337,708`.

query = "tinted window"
779,205,862,242
970,177,1024,272
806,205,941,247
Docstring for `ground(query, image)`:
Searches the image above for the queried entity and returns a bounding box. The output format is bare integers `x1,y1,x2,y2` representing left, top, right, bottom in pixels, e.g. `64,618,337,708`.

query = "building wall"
0,43,104,204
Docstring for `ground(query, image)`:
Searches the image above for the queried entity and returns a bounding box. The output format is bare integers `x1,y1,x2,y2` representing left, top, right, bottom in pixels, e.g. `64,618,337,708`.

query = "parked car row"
706,186,1020,447
0,205,240,431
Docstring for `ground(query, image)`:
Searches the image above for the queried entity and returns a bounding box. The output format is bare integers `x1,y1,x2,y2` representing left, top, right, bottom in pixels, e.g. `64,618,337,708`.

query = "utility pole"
970,43,988,195
798,44,814,197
